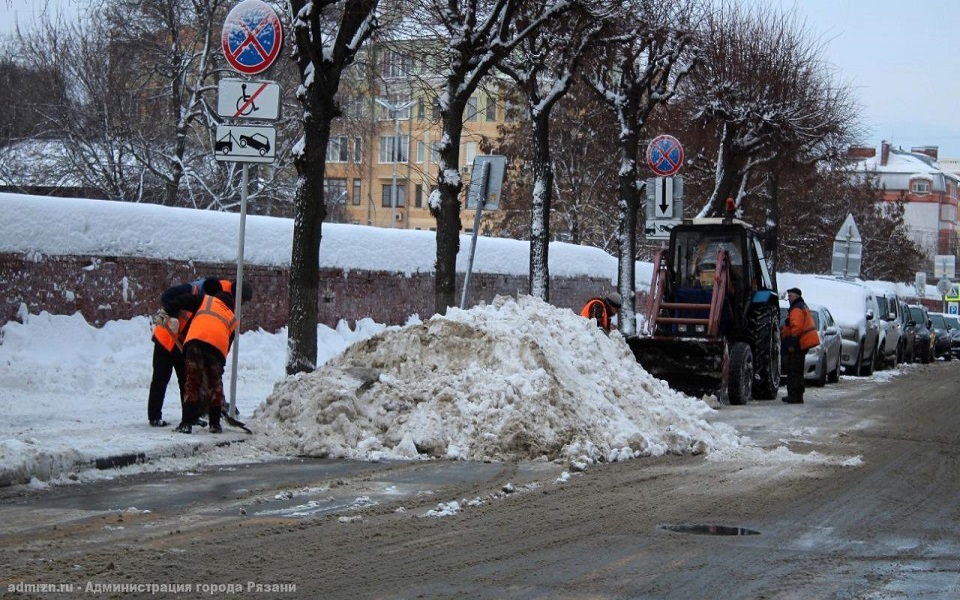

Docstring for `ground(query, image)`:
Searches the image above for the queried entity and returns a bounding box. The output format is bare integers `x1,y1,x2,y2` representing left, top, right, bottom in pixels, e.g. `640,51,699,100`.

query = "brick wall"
0,253,617,331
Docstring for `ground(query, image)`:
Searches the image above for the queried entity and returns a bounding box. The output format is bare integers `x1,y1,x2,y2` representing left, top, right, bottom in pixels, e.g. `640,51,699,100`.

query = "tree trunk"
287,108,331,375
703,124,742,217
765,168,780,288
433,101,466,315
617,131,640,336
529,112,552,302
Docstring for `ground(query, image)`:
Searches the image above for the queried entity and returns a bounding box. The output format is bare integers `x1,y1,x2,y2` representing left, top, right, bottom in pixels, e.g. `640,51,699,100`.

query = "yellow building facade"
323,48,506,231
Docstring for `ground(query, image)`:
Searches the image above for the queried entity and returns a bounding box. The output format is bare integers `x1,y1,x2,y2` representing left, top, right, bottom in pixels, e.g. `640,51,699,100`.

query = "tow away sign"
215,124,276,163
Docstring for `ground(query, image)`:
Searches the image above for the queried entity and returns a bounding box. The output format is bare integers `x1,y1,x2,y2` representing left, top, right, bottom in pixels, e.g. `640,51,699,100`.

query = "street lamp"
375,97,416,227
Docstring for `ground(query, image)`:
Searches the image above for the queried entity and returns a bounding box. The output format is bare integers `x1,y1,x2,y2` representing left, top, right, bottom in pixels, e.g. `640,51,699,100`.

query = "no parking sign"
222,0,284,75
646,134,684,177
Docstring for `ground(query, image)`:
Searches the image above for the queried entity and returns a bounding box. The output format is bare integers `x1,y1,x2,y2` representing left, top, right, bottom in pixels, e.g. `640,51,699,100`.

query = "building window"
912,179,931,194
381,50,411,78
352,179,361,206
485,94,497,121
326,136,350,163
379,135,409,163
432,99,441,121
504,100,518,121
467,96,478,121
324,178,347,205
382,183,406,207
353,137,362,163
416,140,426,163
415,184,423,208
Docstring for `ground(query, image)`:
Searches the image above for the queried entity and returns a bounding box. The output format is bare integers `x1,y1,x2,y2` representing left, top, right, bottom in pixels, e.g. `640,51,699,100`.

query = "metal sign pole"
228,163,248,419
460,161,490,310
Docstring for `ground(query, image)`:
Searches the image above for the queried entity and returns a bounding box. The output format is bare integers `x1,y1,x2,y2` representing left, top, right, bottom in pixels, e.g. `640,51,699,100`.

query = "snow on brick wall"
0,253,616,332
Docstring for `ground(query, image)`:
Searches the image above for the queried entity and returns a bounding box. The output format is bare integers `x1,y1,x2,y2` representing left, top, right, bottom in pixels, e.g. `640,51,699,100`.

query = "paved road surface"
2,362,959,598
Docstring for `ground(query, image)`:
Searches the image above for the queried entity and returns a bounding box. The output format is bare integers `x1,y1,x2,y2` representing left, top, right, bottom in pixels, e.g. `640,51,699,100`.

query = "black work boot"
175,403,197,434
208,406,223,434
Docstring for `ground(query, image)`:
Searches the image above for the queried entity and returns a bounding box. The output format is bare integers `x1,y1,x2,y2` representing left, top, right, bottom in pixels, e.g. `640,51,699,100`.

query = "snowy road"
2,361,959,598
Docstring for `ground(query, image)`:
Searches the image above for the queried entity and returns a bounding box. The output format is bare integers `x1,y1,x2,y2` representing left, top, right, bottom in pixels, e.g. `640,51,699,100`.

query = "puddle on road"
658,523,760,536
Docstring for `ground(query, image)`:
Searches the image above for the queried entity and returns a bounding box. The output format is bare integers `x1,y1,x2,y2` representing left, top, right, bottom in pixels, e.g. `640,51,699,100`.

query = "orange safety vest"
152,310,193,352
152,281,202,352
217,279,234,296
783,303,819,351
184,295,238,359
580,298,611,331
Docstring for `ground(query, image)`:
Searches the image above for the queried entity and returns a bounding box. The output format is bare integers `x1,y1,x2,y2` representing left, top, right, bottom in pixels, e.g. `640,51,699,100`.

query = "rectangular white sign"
215,124,277,164
217,79,281,121
644,219,681,240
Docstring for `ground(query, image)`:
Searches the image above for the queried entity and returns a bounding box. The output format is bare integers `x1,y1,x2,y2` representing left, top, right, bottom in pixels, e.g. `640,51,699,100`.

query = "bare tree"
284,0,379,375
584,0,702,335
687,2,858,220
777,164,924,283
484,85,619,249
412,0,573,315
495,1,604,301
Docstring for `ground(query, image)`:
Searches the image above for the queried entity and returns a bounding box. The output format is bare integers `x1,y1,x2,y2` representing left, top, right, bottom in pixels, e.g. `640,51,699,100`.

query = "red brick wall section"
0,253,617,332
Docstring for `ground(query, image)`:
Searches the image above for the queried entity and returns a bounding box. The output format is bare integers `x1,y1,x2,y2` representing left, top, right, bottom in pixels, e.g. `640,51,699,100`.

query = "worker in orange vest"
166,282,252,434
580,291,622,333
781,287,819,404
147,277,235,427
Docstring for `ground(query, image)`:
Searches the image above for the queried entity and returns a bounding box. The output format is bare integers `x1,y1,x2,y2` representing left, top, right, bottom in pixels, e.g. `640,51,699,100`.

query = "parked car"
928,312,953,361
898,300,916,363
943,313,960,359
780,301,844,386
907,304,935,363
871,291,903,370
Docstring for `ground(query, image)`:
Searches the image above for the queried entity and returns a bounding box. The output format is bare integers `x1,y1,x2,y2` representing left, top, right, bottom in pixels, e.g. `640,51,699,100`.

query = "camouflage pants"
183,344,225,413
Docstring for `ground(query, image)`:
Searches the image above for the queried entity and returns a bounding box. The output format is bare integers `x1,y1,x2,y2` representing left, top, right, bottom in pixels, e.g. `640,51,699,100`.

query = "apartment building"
323,46,507,231
848,141,960,258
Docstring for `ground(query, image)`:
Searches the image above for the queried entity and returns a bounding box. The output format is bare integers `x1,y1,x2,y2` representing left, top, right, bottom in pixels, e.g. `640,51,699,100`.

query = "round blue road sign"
222,0,283,75
646,134,684,177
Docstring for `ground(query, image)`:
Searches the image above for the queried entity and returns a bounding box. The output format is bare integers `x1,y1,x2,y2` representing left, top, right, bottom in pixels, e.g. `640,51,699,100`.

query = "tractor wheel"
728,342,754,405
749,304,780,399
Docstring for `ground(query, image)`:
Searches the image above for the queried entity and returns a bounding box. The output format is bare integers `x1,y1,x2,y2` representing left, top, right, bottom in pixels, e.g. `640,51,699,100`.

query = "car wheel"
815,355,827,387
862,342,876,376
828,356,840,384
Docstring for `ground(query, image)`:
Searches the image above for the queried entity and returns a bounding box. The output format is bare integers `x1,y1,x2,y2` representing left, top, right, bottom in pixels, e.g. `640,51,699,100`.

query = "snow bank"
252,296,745,465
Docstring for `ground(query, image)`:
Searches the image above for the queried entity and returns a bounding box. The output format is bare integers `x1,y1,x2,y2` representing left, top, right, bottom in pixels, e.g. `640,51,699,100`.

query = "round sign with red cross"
222,0,284,75
646,134,684,176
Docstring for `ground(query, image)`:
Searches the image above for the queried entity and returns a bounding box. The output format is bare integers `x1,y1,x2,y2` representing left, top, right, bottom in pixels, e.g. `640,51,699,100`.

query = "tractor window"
752,237,773,290
673,231,744,290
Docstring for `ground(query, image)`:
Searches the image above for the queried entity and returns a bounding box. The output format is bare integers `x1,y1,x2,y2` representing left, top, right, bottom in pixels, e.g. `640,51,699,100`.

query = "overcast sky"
2,0,959,158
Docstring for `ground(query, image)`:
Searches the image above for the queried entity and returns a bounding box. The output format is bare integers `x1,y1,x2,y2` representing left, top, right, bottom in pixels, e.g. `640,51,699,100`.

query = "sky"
0,192,876,492
1,0,958,158
763,0,960,158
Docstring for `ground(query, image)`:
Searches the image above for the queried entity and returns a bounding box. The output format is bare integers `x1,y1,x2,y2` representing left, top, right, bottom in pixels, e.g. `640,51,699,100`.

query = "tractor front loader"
627,213,780,404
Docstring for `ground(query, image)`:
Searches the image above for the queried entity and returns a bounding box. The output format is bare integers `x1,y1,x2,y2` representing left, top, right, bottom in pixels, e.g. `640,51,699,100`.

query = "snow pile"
253,296,746,464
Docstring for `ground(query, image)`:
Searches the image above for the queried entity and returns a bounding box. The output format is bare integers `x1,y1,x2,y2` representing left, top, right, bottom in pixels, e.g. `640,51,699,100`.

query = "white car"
780,301,843,386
